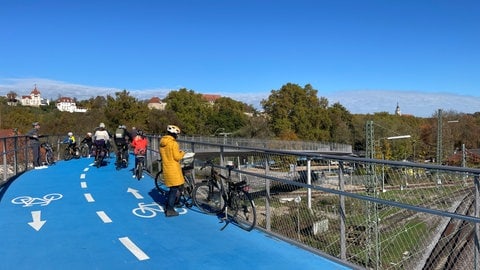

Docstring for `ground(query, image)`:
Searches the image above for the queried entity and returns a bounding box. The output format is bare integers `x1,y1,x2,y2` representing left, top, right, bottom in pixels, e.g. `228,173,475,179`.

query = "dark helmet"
137,130,144,136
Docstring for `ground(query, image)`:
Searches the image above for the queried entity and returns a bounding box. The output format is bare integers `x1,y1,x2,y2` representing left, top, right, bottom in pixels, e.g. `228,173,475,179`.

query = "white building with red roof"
20,85,50,107
56,97,87,113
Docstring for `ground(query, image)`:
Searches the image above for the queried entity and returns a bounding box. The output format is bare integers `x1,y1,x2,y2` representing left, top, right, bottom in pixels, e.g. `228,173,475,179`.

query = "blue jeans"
167,185,181,211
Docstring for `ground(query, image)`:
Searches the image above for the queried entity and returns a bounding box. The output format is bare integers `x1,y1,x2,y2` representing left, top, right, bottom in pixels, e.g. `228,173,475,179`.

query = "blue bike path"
0,156,355,270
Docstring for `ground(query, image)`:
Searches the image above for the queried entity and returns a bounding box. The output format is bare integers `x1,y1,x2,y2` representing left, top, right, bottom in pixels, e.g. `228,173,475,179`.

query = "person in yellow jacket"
160,124,185,217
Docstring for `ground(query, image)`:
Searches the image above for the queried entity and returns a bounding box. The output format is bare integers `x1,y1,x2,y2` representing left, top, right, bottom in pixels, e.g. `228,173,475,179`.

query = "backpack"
115,128,125,139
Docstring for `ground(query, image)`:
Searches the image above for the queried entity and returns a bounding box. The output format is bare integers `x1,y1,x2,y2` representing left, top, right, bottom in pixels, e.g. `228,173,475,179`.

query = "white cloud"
326,90,480,117
1,78,479,118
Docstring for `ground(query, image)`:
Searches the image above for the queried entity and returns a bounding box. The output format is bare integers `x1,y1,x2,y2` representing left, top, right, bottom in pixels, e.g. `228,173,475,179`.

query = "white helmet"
87,132,92,136
167,125,181,134
99,123,105,128
68,132,73,136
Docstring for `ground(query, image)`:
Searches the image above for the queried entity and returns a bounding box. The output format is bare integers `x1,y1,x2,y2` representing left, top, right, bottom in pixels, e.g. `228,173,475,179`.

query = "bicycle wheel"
181,174,195,208
80,145,89,157
46,151,54,165
136,163,143,180
154,170,166,193
230,190,256,231
192,181,224,214
63,148,72,161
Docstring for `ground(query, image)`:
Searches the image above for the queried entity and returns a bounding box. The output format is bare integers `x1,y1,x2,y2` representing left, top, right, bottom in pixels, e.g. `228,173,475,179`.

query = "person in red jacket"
131,130,148,178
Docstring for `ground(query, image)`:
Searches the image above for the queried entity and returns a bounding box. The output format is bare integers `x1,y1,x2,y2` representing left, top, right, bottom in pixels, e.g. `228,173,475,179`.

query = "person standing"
27,122,46,169
159,125,185,217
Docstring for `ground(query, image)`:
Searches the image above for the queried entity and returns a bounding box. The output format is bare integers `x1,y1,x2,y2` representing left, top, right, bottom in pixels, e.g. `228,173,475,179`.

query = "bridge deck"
0,155,352,269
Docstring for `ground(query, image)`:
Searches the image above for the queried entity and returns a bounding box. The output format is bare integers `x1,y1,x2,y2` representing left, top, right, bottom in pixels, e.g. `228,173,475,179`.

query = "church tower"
395,102,402,116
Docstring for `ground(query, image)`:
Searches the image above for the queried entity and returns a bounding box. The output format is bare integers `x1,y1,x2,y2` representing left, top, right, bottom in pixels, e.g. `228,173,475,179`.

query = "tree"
103,90,150,131
261,83,331,140
327,102,354,144
206,97,249,134
164,88,210,135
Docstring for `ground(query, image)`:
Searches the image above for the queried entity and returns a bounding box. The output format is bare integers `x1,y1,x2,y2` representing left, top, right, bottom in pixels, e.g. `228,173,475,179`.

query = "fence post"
2,138,6,181
475,175,479,270
265,157,271,231
339,161,346,260
307,158,312,210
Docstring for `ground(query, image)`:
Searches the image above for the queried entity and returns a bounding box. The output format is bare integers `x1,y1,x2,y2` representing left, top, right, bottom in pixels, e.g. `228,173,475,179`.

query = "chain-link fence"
3,135,479,269
155,138,479,270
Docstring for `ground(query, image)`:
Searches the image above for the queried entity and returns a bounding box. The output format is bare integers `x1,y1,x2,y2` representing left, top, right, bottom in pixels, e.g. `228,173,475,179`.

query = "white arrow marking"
127,188,144,199
28,211,46,231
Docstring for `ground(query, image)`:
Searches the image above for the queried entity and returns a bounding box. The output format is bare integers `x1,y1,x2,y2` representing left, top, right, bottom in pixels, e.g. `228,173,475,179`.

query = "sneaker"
132,175,136,178
41,165,48,169
34,166,43,170
165,209,179,217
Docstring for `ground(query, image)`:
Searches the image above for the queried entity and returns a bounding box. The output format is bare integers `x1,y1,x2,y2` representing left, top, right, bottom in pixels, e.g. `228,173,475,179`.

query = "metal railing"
2,135,479,269
146,137,480,270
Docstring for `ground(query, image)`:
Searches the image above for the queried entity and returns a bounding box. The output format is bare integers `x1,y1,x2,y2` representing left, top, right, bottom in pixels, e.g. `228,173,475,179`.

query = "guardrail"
2,135,479,269
145,137,480,270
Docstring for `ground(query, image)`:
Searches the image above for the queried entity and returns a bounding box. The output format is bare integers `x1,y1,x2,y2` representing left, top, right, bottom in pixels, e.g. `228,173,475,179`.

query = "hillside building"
20,85,50,107
56,97,87,113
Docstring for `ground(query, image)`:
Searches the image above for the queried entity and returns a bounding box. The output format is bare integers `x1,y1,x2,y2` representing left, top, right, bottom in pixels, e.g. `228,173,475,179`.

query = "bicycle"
62,143,80,161
192,160,256,231
92,140,108,168
40,142,55,165
115,144,129,170
154,153,196,208
134,151,146,180
79,143,91,157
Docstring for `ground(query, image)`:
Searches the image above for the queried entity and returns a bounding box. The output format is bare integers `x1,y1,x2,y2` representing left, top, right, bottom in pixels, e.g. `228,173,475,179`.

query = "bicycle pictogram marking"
11,193,63,207
132,202,187,218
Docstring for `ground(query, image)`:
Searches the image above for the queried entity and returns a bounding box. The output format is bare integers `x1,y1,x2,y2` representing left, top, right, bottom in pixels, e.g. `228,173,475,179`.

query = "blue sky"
1,0,479,117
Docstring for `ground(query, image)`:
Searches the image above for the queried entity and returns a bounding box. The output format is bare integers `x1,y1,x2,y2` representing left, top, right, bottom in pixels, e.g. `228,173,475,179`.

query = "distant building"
20,85,50,107
56,97,87,113
395,102,402,116
202,94,221,105
147,97,167,110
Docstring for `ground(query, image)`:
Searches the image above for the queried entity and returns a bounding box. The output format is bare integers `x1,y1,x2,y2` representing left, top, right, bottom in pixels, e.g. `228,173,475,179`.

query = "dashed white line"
96,211,112,223
80,173,86,179
83,167,89,172
80,182,87,188
84,193,95,202
119,237,150,261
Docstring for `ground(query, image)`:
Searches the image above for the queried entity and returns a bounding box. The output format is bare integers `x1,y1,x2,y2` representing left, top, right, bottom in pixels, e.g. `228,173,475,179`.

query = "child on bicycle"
131,130,148,178
63,132,78,154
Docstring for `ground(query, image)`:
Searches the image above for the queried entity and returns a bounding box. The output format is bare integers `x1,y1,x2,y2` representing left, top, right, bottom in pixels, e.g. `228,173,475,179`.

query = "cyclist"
93,123,110,163
80,132,93,156
131,129,148,179
63,132,78,153
160,124,186,217
114,125,131,167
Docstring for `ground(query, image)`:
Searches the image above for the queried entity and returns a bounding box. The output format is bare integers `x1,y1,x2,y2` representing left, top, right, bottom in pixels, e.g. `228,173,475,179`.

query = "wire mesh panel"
177,140,480,270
